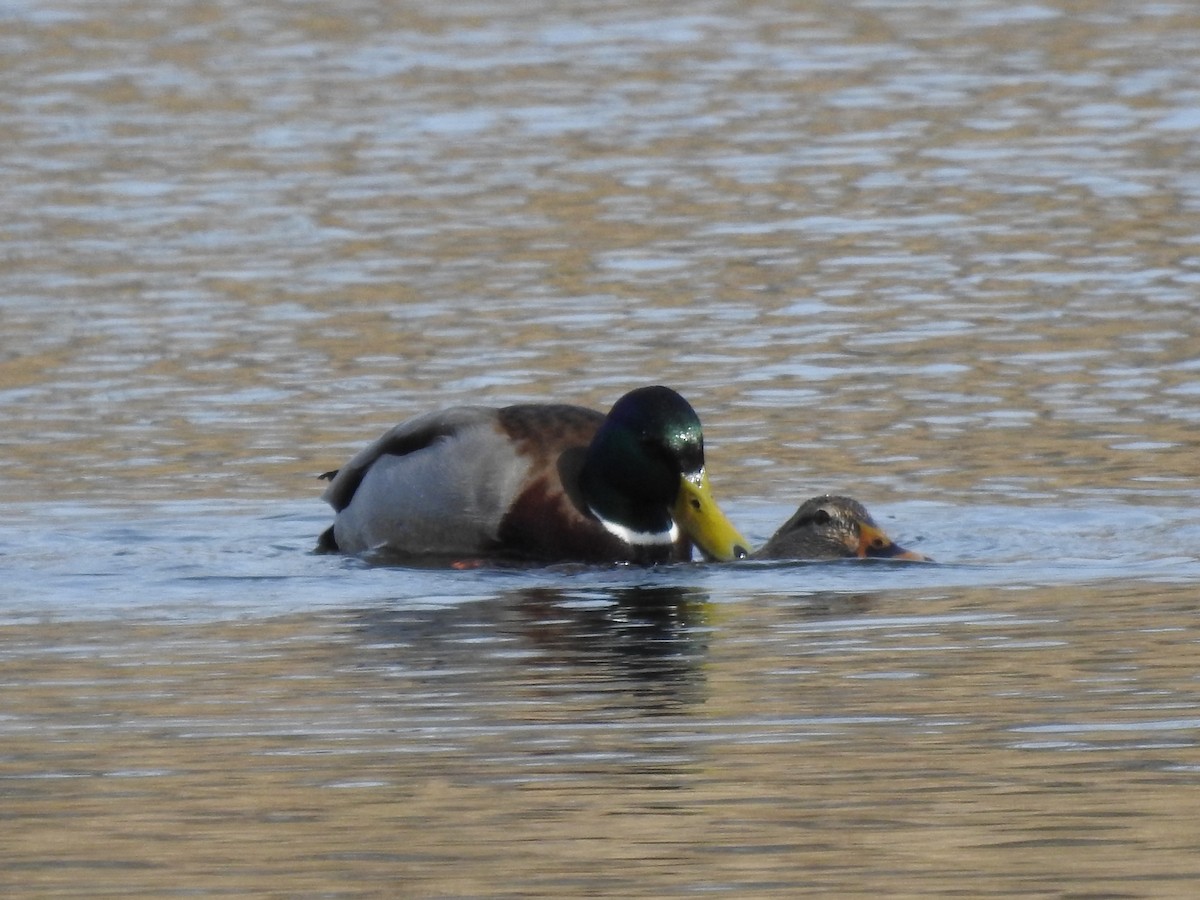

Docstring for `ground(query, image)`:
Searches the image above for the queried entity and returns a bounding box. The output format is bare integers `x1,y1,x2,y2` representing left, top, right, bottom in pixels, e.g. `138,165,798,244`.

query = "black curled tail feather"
316,525,339,553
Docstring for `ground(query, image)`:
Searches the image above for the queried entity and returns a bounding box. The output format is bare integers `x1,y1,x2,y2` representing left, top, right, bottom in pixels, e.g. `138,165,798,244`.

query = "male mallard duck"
753,495,928,561
318,385,749,565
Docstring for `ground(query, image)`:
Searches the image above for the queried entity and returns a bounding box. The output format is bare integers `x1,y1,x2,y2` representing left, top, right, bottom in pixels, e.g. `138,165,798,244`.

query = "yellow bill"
674,469,750,562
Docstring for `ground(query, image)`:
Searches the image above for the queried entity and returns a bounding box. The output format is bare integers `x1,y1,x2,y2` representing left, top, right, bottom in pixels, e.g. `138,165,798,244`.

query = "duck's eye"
811,509,832,526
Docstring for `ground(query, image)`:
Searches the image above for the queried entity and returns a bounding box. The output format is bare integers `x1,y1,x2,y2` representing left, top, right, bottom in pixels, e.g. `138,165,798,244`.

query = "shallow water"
3,499,1199,896
3,0,1200,896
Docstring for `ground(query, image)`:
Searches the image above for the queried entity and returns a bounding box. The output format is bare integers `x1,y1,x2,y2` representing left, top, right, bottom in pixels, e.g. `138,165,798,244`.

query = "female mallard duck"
753,495,928,561
318,386,749,565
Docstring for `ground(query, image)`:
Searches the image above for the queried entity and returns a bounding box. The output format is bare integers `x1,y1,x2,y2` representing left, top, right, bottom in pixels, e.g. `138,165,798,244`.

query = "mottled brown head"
754,495,929,561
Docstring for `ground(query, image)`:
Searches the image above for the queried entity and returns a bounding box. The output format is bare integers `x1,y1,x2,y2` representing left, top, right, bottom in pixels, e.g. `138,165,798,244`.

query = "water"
3,0,1200,896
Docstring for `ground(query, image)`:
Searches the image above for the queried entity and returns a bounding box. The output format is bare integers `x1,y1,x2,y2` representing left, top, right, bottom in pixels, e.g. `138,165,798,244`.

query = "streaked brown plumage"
753,495,928,561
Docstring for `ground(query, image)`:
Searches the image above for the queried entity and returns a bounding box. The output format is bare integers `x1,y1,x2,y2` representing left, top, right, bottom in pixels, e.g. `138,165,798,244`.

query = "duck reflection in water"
513,585,710,704
346,585,712,714
753,495,930,562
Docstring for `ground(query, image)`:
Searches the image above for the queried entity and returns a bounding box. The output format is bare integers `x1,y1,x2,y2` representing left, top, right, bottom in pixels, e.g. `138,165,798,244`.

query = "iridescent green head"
581,386,748,561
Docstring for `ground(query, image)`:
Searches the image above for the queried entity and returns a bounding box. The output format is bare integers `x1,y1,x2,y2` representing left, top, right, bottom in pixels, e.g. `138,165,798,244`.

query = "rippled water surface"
3,0,1200,896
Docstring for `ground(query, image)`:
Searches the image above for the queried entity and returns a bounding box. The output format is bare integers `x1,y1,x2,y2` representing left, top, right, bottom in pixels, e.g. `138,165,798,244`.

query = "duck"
752,495,929,561
318,385,750,565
